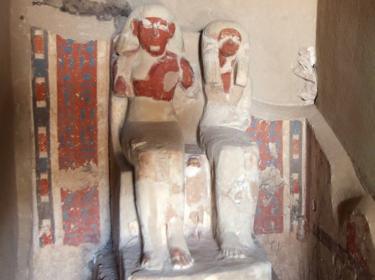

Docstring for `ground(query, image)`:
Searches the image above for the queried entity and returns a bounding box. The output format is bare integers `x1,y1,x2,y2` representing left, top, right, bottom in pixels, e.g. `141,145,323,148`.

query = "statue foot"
169,247,194,270
220,247,248,259
219,232,256,259
141,252,165,271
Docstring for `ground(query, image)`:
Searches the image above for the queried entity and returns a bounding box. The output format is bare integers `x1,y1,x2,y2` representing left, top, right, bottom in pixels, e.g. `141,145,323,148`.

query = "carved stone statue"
200,21,260,259
293,46,317,105
111,5,194,270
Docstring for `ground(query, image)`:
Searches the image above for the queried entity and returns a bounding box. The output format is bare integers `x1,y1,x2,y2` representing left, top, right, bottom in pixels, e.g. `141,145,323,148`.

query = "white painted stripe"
292,134,300,140
301,120,307,217
35,53,45,60
38,126,47,134
40,172,48,180
41,195,49,203
97,39,111,245
36,100,47,108
42,219,51,227
34,30,44,36
48,32,63,245
282,120,290,233
39,151,48,158
35,77,46,84
293,193,300,200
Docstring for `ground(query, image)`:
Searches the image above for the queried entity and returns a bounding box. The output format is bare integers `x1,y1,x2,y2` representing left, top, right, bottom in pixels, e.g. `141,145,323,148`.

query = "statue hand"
184,81,200,99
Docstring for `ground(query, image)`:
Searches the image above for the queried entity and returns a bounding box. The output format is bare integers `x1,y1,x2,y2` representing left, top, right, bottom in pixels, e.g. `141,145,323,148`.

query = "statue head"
202,21,250,87
218,28,242,57
116,5,182,57
133,17,175,56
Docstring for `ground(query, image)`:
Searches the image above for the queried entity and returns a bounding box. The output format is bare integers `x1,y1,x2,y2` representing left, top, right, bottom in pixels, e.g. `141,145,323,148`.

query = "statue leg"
215,145,260,259
134,148,193,270
134,150,170,270
166,150,193,270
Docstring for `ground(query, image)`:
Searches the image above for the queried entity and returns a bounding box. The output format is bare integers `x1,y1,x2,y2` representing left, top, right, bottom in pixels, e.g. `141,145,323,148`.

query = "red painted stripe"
38,133,48,153
33,35,45,54
40,232,53,245
39,178,49,196
35,81,47,101
292,139,300,155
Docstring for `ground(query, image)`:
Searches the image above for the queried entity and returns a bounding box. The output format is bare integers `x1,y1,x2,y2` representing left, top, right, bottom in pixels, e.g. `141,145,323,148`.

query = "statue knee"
218,145,241,162
134,150,159,180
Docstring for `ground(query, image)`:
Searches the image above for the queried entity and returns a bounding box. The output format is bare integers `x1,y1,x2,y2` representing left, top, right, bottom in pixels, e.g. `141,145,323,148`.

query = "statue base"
121,237,272,280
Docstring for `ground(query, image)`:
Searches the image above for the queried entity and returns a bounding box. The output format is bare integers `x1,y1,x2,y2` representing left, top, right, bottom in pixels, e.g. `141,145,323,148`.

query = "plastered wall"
316,0,375,195
0,0,18,280
129,0,317,106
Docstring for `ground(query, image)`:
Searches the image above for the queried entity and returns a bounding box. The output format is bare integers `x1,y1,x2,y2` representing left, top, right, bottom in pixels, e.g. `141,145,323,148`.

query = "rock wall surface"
316,0,375,196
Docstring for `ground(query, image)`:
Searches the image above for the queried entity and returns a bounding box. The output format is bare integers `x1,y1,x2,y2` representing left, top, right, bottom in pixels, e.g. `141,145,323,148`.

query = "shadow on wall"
315,0,375,196
312,0,375,275
0,70,18,280
0,0,18,279
306,124,375,279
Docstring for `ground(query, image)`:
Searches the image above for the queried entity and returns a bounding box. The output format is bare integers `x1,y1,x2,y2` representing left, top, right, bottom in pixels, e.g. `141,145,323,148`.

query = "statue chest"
133,53,180,101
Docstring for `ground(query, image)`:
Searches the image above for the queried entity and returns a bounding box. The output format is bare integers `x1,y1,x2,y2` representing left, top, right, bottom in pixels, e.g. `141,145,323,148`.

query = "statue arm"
110,94,128,168
113,55,135,98
180,57,194,89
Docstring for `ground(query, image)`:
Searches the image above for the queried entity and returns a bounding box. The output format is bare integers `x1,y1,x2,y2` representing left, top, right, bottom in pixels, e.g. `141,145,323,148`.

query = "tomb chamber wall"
7,0,375,279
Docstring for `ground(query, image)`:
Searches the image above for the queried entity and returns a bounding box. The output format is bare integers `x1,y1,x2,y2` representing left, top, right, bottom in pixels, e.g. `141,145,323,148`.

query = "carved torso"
133,51,180,101
200,24,251,131
201,54,250,130
114,50,193,104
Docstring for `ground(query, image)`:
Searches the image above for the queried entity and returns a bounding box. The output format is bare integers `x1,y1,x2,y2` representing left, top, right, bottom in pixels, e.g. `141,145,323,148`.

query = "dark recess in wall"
32,0,131,20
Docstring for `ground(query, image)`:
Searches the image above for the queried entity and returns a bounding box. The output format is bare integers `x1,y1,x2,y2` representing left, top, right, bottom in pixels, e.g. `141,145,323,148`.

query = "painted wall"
0,0,18,280
10,0,114,278
129,0,317,106
316,0,375,195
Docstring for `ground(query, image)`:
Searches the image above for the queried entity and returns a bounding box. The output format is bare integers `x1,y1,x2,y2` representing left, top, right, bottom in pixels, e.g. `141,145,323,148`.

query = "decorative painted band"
56,34,101,245
31,27,55,247
31,28,103,247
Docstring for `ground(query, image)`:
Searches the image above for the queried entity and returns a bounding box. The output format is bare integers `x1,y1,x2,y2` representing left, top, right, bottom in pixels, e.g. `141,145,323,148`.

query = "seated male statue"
200,21,260,259
111,4,195,270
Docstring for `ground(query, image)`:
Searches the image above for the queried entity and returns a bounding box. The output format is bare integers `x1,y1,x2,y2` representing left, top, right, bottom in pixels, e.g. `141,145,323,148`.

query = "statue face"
133,17,176,56
218,28,242,57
